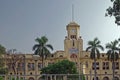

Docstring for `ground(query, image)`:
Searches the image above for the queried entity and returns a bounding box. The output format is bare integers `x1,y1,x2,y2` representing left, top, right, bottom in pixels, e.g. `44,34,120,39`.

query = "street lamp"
33,55,39,80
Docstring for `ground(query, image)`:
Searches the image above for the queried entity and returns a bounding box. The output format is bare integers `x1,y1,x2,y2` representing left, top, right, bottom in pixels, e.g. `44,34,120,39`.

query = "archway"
29,77,34,80
103,76,109,80
114,76,119,80
93,77,99,80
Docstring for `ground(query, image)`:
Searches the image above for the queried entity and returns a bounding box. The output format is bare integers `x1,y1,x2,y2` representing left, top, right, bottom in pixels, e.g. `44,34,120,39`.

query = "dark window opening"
71,35,76,39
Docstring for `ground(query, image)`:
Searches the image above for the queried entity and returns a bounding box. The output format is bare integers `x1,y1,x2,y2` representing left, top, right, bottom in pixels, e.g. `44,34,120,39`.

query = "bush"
0,76,3,80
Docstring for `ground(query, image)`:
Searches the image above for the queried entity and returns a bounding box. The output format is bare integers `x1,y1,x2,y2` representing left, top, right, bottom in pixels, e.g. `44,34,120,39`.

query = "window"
86,61,88,68
112,62,119,70
28,63,34,71
70,54,77,58
71,35,76,39
7,63,13,71
59,55,63,57
93,77,99,80
92,62,99,70
38,63,42,70
103,62,109,70
18,63,24,71
115,62,119,69
51,54,54,57
102,54,104,57
72,40,75,46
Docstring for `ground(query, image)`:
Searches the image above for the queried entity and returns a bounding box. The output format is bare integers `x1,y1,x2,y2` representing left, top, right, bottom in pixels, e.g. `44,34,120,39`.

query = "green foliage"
33,36,53,68
0,44,5,68
0,68,8,74
86,38,103,80
67,75,85,80
106,0,120,25
86,37,104,59
0,44,5,54
106,39,120,61
10,77,23,80
41,60,78,74
105,39,120,80
0,44,7,74
0,58,4,68
0,76,3,80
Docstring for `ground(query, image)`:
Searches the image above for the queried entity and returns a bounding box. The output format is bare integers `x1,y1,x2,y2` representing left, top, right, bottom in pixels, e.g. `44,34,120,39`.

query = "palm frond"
41,36,48,44
86,46,92,52
94,37,98,42
32,44,40,51
88,41,93,46
106,43,112,49
35,37,42,44
46,44,53,51
86,37,103,60
97,45,104,51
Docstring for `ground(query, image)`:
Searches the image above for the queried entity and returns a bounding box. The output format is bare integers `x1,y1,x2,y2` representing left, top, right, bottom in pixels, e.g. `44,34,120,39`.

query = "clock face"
71,29,76,33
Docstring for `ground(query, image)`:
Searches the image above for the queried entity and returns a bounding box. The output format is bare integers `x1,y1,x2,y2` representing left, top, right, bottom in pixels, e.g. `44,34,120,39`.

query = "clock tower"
64,22,83,59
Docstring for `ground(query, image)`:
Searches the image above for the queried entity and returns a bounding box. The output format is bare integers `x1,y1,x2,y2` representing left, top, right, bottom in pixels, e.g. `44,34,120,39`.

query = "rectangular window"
28,63,34,71
38,63,42,70
71,35,76,39
102,62,109,70
7,63,13,71
92,62,99,70
115,62,119,69
17,63,25,71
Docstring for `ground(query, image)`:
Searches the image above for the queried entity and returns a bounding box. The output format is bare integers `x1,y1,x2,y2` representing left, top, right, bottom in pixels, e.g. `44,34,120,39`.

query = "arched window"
93,77,99,80
59,55,63,57
29,77,34,80
70,54,77,58
114,77,119,80
103,76,109,80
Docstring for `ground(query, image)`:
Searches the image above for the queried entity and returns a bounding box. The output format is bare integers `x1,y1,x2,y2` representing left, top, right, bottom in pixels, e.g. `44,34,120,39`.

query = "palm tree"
106,40,120,80
86,38,104,80
33,36,53,68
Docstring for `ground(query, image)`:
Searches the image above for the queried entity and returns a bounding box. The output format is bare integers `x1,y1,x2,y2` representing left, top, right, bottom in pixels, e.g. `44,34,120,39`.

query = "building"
3,21,120,80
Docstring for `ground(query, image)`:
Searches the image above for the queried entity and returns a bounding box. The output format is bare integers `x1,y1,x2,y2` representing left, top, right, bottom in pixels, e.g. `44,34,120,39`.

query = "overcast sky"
0,0,120,53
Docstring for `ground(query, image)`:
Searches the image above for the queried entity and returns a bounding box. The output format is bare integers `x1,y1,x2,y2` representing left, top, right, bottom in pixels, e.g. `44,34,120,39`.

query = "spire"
72,4,74,22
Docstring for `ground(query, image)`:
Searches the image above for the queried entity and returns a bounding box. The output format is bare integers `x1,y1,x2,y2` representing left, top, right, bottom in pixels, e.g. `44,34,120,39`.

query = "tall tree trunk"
42,55,44,68
112,60,115,80
41,49,44,68
12,64,16,75
94,58,97,80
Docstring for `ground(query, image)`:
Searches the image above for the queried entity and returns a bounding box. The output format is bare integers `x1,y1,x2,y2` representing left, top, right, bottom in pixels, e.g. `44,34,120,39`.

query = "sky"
0,0,120,54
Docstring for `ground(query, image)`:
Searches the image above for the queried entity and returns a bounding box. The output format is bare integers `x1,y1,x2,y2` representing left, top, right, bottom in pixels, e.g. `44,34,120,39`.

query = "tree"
41,60,84,80
106,39,120,80
0,44,5,55
11,77,24,80
6,54,25,75
86,38,104,80
33,36,53,68
41,60,78,74
0,44,8,74
0,76,3,80
106,0,120,25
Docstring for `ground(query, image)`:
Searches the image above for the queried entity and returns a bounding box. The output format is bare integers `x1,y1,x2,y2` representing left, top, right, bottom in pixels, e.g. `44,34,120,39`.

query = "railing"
0,74,120,80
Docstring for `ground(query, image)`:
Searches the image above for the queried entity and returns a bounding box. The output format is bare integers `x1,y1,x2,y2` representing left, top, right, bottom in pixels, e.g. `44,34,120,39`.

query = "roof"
67,21,79,26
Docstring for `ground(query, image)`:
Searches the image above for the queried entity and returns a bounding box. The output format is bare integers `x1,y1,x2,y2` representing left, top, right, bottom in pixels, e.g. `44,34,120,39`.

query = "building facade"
3,22,120,80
